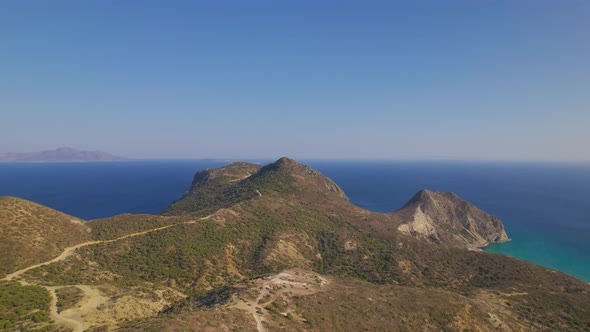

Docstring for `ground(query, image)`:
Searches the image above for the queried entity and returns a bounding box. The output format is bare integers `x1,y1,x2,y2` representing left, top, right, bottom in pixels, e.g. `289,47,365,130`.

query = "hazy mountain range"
0,147,129,162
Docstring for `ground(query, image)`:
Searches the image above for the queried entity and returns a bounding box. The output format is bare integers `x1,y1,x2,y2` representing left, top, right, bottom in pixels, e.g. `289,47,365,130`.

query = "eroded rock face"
397,205,439,240
395,190,509,249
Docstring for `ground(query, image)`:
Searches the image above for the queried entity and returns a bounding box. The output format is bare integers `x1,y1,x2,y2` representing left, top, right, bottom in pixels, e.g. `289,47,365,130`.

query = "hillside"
0,196,91,277
163,162,262,215
0,147,128,162
1,158,589,331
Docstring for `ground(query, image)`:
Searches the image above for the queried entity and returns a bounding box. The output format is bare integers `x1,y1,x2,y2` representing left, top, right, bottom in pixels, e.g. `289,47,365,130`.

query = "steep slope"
163,162,262,215
163,158,347,216
251,157,347,199
0,197,91,277
394,189,509,249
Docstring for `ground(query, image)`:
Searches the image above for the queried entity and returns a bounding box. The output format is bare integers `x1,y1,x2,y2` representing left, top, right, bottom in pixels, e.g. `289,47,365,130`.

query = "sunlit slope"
0,196,91,277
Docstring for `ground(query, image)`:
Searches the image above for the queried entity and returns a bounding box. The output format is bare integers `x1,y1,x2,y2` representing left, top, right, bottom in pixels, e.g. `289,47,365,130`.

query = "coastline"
468,237,512,252
2,160,589,283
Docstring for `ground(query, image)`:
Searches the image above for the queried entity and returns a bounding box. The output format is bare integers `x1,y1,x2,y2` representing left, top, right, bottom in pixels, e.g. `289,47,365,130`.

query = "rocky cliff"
394,189,509,249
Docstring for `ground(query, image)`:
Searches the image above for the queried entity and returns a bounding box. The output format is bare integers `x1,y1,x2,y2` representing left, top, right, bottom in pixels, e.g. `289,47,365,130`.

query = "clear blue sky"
1,1,588,160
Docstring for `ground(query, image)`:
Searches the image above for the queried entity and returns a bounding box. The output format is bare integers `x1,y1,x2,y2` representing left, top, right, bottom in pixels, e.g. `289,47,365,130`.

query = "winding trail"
1,219,200,331
3,241,101,282
232,270,329,332
232,284,267,332
47,287,84,332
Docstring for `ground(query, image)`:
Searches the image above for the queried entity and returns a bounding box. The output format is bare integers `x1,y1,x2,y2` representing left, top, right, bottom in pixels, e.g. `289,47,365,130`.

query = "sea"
1,160,588,282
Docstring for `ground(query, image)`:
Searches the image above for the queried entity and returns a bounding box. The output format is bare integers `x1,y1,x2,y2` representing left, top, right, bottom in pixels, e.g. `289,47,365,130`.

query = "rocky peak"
254,157,347,199
163,158,348,215
191,162,261,185
395,189,509,249
259,157,315,174
275,156,298,166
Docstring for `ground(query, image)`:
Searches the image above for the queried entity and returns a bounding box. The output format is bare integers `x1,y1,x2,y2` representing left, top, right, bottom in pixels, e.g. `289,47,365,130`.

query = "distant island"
0,147,130,162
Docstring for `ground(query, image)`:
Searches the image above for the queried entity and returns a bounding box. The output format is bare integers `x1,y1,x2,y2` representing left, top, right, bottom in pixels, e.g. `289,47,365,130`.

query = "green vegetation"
88,214,187,240
163,158,314,216
2,159,590,331
82,220,251,288
162,162,262,216
0,281,53,331
315,228,399,283
55,286,83,313
31,193,405,295
23,253,118,286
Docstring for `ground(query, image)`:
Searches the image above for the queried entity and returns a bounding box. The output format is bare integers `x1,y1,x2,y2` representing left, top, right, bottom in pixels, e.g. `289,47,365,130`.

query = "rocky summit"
0,158,588,331
395,189,509,249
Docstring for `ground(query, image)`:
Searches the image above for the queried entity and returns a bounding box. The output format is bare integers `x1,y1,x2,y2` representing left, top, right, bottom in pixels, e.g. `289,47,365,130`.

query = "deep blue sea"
1,160,588,282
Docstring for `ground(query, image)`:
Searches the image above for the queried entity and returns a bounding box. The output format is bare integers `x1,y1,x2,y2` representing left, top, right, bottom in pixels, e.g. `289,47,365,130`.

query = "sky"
1,1,589,161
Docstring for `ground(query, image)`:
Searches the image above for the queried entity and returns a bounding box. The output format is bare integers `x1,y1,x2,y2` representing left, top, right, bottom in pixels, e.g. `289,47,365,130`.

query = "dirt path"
233,291,266,332
3,241,101,281
3,220,198,282
1,218,201,331
231,270,328,332
58,285,110,331
47,287,84,332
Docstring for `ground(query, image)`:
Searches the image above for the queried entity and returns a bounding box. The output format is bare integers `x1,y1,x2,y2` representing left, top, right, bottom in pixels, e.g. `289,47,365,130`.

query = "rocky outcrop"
395,190,509,249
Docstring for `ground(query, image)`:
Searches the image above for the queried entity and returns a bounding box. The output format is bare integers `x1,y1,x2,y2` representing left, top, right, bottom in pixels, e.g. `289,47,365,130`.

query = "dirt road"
231,270,329,332
1,219,200,331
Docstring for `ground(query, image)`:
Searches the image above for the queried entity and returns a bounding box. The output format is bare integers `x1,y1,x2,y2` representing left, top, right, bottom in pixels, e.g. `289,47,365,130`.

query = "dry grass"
0,196,91,277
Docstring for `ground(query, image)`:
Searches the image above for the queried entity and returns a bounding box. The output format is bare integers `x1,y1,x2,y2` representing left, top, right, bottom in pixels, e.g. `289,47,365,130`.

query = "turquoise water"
484,223,589,282
309,161,590,282
1,160,588,282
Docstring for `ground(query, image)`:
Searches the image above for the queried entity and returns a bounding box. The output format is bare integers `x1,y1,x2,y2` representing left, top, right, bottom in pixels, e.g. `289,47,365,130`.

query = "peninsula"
0,158,587,331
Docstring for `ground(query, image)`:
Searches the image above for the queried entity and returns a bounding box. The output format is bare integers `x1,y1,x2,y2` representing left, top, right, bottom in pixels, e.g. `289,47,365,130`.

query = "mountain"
0,147,129,162
394,189,509,249
163,161,263,215
0,158,588,331
163,157,347,216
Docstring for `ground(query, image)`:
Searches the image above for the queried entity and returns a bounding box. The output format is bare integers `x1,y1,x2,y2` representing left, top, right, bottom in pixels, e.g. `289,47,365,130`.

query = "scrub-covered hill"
1,158,588,331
